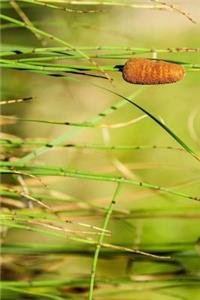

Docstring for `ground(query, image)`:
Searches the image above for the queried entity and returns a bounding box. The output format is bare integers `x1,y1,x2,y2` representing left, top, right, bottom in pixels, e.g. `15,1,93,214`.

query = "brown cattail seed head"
122,58,185,85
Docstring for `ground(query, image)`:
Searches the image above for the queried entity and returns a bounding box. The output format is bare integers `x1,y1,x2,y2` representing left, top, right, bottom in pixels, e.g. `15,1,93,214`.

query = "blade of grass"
0,161,200,201
1,45,200,58
89,183,121,300
1,56,200,72
0,138,184,152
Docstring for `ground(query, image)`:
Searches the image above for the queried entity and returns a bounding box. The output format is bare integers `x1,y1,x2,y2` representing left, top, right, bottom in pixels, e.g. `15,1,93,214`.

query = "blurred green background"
1,1,200,299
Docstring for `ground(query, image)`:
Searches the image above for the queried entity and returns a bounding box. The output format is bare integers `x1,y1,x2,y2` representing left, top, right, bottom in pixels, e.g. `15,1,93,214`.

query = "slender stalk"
0,138,184,152
89,183,121,300
0,161,199,201
1,56,200,71
1,45,200,58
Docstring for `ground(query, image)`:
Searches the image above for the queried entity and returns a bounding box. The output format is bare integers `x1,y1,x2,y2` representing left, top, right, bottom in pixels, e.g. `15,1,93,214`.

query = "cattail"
122,58,185,85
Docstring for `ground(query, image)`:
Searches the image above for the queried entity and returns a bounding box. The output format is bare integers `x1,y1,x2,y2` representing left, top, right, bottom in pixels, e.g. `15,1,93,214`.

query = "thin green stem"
1,45,200,57
89,183,121,300
1,56,199,71
0,161,199,201
0,138,184,152
1,116,104,128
